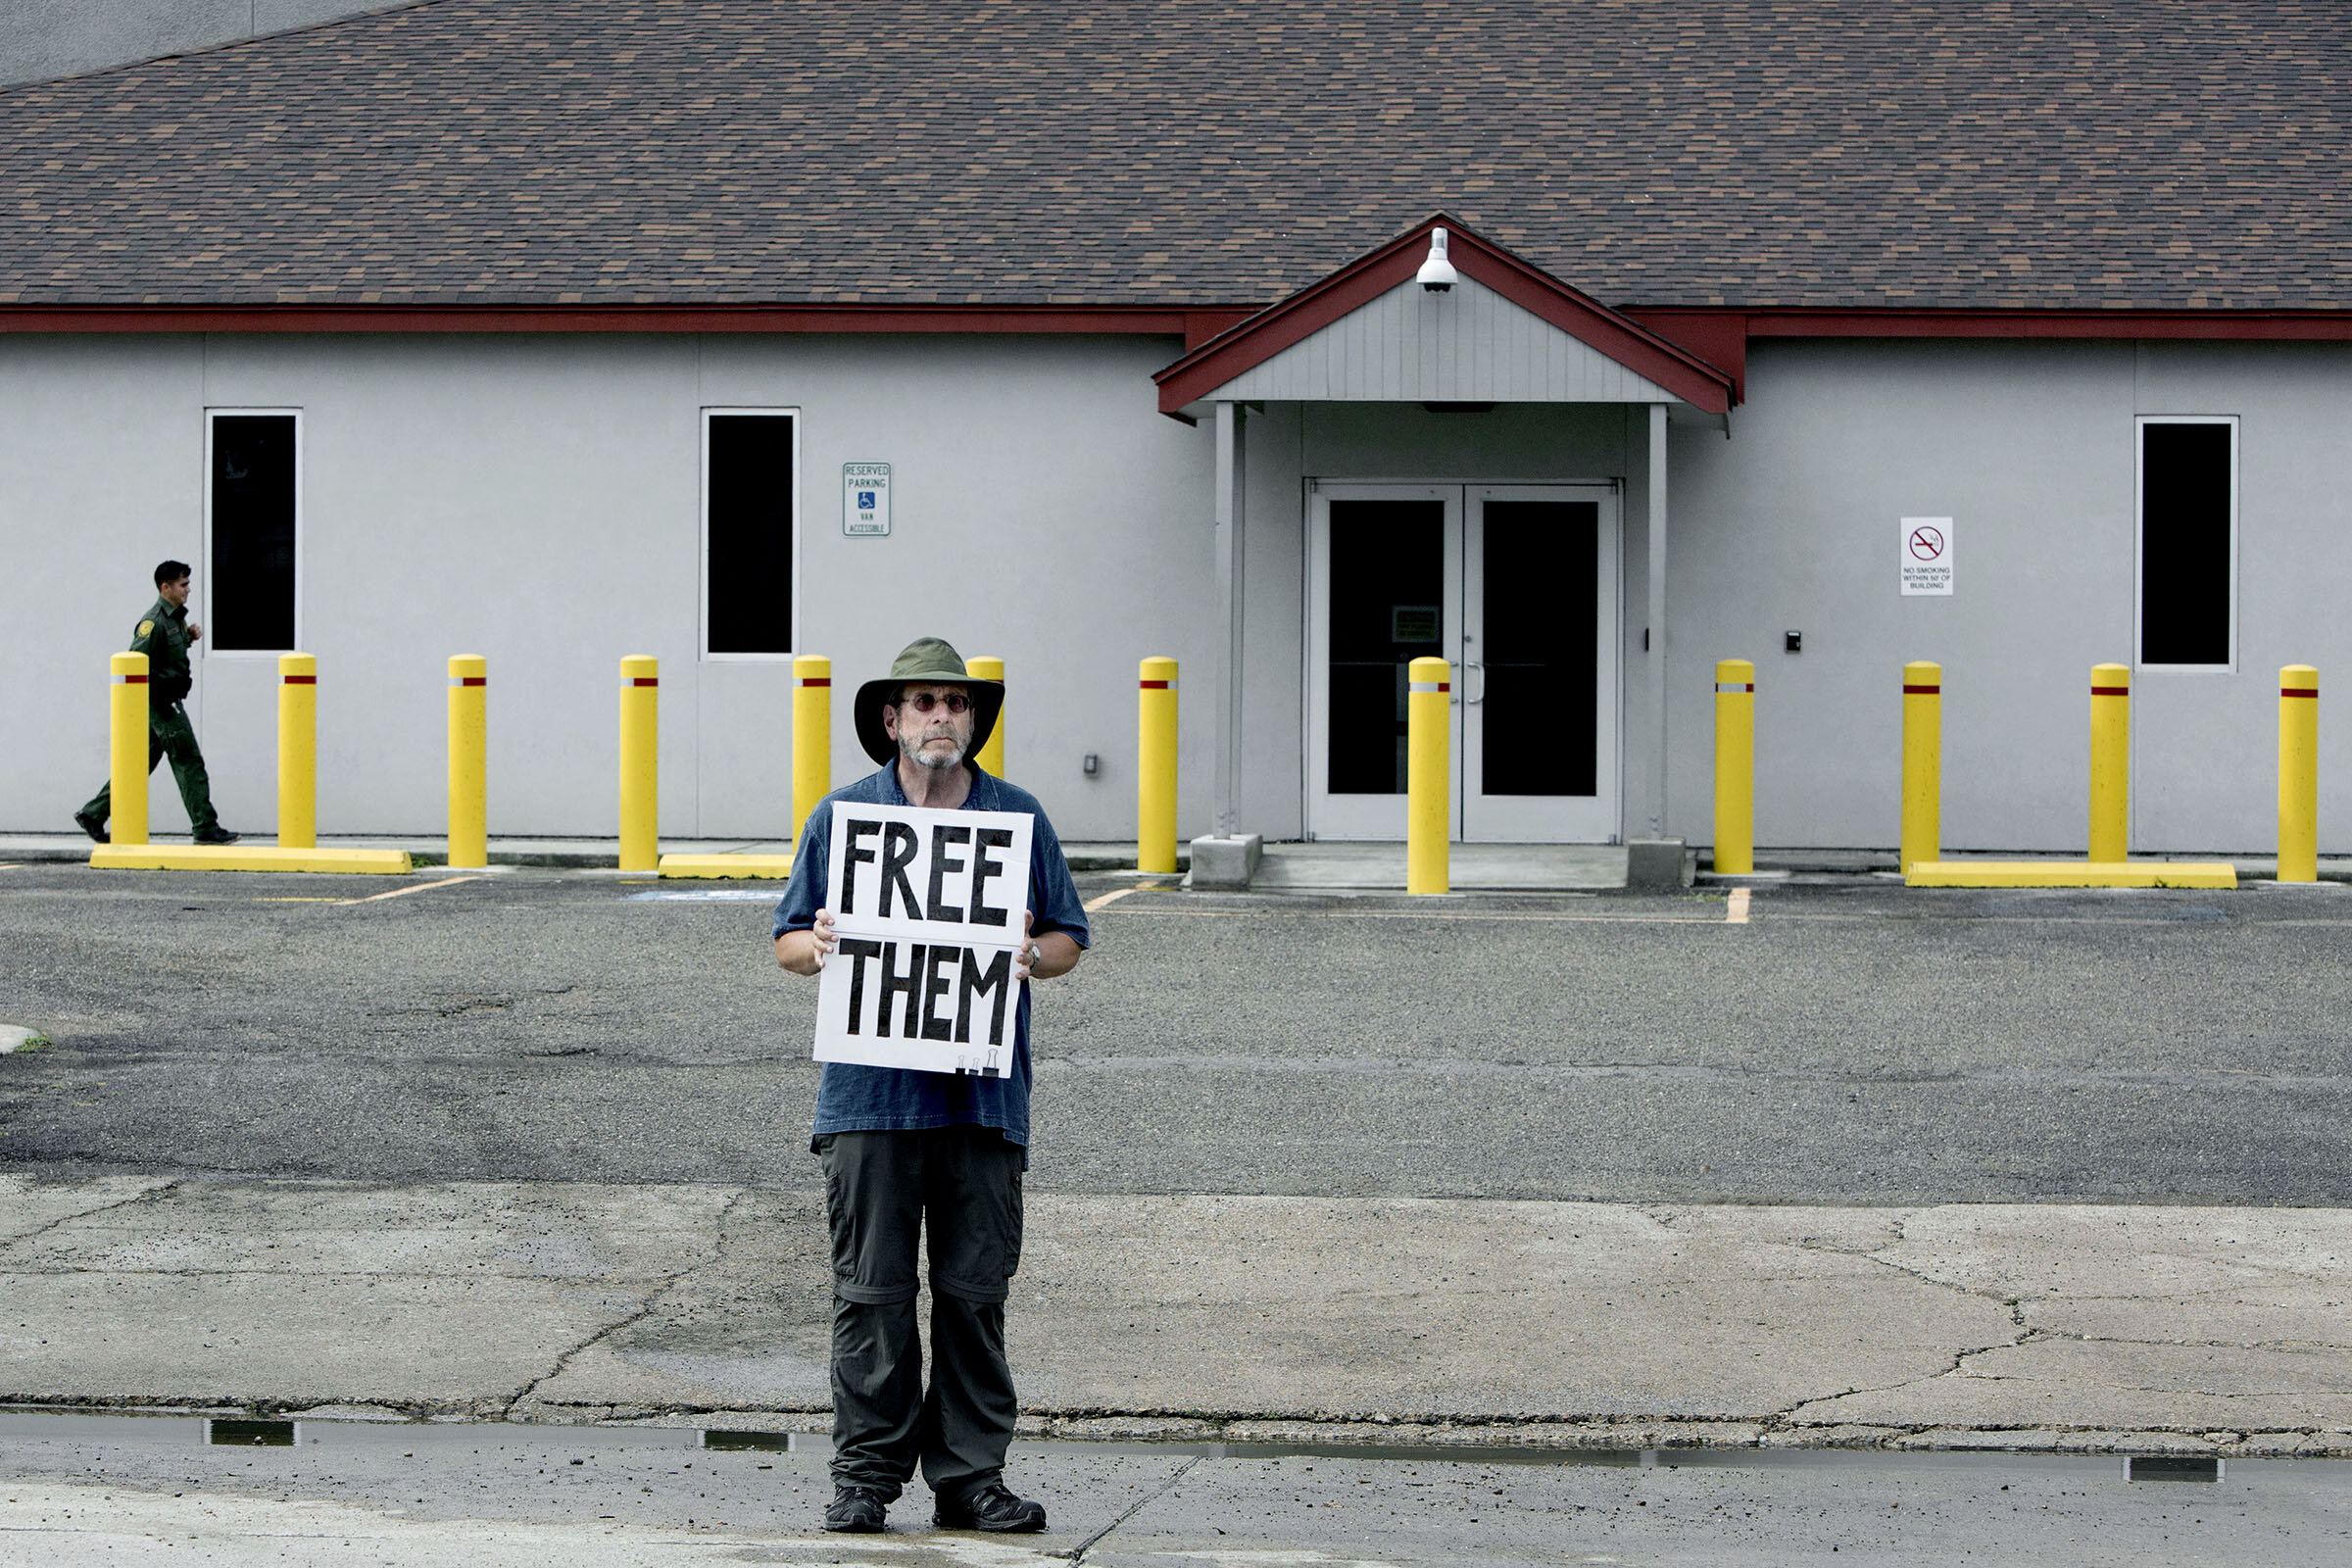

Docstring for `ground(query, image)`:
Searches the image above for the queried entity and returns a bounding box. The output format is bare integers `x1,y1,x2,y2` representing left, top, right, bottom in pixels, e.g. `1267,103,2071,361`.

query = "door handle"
1463,661,1487,705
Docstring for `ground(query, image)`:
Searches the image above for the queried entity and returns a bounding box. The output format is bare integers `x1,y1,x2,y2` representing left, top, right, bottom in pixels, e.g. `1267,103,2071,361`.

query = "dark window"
209,414,298,651
706,413,796,654
1326,499,1445,794
2140,420,2233,666
1481,501,1598,796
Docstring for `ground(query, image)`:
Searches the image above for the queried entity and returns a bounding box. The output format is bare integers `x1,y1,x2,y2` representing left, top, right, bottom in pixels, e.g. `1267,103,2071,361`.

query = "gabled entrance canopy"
1153,216,1738,418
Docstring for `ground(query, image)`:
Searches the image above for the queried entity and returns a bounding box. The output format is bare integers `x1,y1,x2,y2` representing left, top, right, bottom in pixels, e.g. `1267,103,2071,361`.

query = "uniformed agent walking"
74,561,238,845
774,637,1088,1536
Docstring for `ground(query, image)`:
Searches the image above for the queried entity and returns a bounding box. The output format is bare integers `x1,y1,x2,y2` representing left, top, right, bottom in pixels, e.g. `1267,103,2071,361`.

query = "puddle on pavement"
207,1418,295,1446
1134,1440,1640,1467
2130,1454,2225,1482
701,1429,798,1452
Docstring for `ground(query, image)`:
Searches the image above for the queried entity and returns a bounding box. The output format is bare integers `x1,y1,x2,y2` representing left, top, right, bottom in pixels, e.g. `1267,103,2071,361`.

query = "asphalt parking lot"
4,865,2347,1204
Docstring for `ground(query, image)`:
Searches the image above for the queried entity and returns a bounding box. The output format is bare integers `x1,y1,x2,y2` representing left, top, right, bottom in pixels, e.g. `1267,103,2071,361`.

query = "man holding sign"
774,637,1088,1535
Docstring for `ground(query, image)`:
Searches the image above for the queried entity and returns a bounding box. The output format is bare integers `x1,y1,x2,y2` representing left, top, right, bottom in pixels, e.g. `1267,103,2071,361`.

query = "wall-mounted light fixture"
1416,227,1458,292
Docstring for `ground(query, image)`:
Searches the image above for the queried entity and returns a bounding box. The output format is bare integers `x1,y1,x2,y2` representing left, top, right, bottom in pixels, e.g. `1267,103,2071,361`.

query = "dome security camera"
1416,227,1459,292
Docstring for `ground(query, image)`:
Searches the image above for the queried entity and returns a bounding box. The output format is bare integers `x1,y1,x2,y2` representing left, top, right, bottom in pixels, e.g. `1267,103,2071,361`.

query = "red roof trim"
1635,306,2352,344
7,299,2343,373
1152,216,1739,416
0,303,1250,337
1747,307,2352,338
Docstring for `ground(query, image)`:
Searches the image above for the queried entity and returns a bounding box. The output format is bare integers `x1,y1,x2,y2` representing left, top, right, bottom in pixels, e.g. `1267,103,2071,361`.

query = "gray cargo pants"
816,1126,1024,1503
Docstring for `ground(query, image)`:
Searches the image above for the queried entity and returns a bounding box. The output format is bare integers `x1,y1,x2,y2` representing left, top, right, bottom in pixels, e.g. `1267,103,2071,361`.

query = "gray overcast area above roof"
1,0,2346,313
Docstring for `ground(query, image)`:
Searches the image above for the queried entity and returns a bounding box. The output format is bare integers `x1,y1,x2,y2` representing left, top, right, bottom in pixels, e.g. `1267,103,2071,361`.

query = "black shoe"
824,1485,888,1533
73,810,108,845
935,1482,1047,1533
193,826,240,845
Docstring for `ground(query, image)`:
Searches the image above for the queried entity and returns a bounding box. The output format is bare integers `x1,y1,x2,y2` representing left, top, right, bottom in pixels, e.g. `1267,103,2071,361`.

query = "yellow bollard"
448,655,487,870
1900,661,1942,874
619,655,659,873
1712,659,1755,875
966,655,1005,778
277,653,318,850
792,654,831,849
1407,656,1451,896
2089,662,2131,862
2279,664,2320,883
109,651,150,847
1138,657,1179,873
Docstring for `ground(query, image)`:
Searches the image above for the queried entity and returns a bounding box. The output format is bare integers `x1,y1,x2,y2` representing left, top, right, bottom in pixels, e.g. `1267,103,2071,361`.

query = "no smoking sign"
1900,515,1954,596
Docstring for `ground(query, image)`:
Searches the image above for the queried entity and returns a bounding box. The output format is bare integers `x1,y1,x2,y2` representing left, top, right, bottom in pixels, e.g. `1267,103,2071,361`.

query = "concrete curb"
4,1398,2340,1458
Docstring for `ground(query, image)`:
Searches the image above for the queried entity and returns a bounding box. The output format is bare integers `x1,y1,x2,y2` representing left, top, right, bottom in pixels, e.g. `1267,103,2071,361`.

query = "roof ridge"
0,0,448,99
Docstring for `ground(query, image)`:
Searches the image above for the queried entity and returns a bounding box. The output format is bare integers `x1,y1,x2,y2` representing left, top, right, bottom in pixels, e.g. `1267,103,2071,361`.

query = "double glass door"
1306,483,1620,842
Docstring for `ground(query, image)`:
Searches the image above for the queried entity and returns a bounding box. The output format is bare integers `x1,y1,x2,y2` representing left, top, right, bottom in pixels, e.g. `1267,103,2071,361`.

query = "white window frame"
2134,414,2238,674
699,406,802,662
201,407,304,659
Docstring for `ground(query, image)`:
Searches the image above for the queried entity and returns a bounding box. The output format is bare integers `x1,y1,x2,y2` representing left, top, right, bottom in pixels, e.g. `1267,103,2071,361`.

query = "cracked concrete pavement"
5,1174,2348,1456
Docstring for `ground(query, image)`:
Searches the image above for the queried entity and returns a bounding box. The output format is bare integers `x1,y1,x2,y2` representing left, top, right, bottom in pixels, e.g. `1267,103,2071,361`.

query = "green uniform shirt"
129,596,193,706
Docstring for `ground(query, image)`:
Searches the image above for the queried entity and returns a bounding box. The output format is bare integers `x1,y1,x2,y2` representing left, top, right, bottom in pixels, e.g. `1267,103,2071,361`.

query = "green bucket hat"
853,636,1004,768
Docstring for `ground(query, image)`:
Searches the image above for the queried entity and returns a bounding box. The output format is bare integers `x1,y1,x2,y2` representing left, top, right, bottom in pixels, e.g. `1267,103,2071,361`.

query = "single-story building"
4,0,2348,858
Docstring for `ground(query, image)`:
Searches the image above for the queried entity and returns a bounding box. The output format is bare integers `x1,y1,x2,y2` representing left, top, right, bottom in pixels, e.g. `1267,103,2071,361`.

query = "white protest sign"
1900,516,1953,596
813,801,1032,1078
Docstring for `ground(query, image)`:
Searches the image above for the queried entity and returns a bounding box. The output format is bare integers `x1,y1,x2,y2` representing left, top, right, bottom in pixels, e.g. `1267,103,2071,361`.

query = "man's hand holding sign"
771,637,1087,1539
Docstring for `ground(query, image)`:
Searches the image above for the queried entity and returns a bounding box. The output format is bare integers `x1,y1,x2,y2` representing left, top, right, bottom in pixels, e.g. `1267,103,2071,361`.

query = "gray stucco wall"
0,331,1214,842
6,329,2346,854
1668,338,2352,855
0,2,404,86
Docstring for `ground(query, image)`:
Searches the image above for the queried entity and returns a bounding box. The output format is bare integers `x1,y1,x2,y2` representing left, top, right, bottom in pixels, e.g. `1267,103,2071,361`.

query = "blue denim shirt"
774,763,1089,1155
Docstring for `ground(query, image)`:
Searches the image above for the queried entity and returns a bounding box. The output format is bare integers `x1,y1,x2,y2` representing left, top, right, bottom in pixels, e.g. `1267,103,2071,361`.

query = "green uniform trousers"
79,702,220,835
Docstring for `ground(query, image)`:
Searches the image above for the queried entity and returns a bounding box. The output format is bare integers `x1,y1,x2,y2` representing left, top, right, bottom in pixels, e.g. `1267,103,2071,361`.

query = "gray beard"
903,737,967,771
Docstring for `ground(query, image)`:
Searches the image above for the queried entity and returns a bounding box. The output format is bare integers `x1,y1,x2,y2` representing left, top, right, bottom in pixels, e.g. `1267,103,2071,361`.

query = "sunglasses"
896,692,971,714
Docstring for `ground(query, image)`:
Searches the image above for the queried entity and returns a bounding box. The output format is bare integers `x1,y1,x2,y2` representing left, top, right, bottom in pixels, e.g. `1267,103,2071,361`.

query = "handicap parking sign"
843,464,892,536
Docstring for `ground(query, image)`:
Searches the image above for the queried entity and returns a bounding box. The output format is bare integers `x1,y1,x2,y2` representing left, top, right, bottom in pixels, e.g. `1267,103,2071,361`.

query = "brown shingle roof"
2,0,2346,312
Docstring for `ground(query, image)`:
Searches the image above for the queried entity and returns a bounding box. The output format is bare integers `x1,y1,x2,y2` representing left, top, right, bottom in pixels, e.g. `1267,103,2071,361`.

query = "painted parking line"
339,874,483,905
1728,886,1752,923
1084,886,1141,912
625,888,780,902
1111,906,1737,925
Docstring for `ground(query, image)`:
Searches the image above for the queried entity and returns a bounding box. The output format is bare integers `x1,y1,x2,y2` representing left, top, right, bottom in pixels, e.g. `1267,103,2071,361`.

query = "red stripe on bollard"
2090,686,2130,697
800,677,831,687
2283,687,2319,699
629,678,659,687
460,676,486,687
1139,679,1172,689
1902,684,1940,695
282,674,317,685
